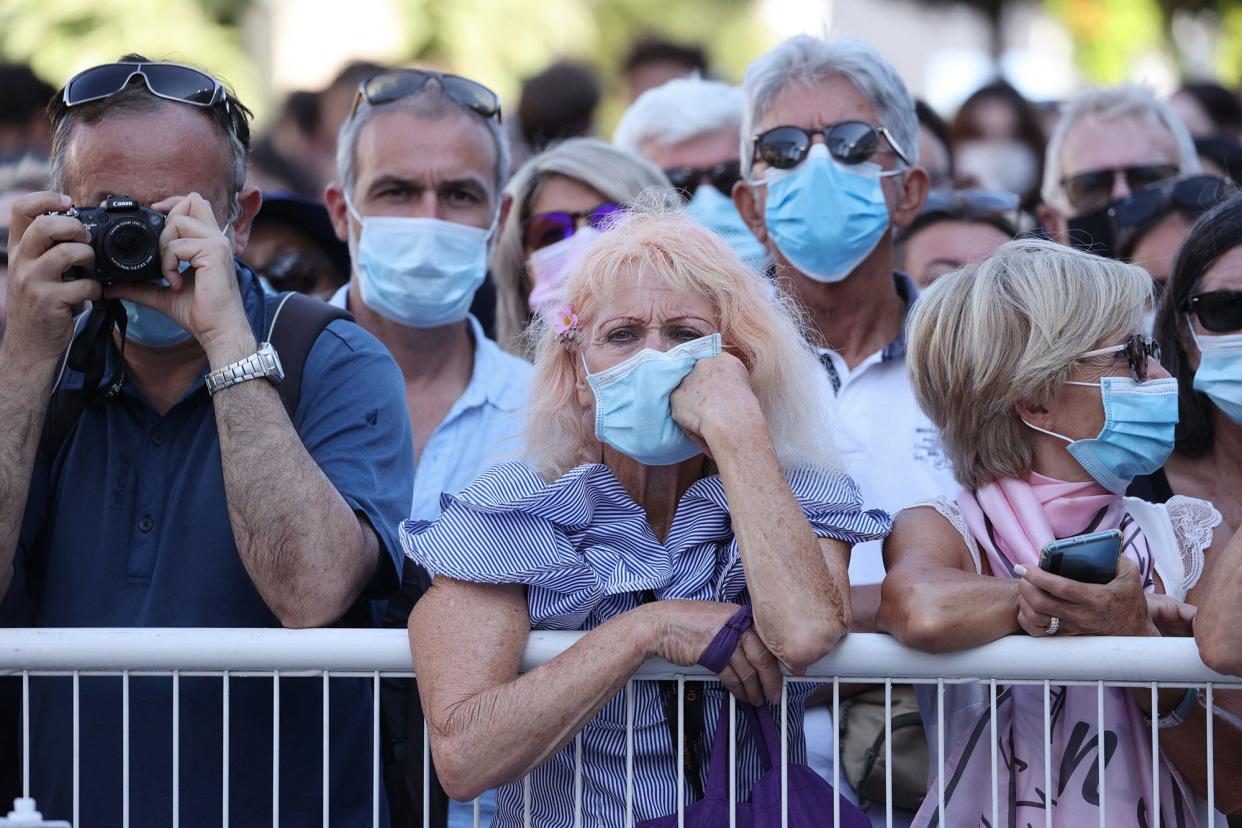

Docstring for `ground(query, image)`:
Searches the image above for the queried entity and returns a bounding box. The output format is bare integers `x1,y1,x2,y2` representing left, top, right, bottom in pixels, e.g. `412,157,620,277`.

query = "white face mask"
526,226,600,320
955,140,1039,195
347,197,493,328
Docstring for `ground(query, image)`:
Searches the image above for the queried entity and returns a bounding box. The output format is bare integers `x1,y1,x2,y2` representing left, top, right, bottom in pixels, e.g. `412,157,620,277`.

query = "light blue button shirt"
331,286,527,827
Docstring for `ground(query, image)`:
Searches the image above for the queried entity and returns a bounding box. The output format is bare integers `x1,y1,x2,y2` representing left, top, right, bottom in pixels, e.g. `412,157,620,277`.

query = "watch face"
261,343,286,381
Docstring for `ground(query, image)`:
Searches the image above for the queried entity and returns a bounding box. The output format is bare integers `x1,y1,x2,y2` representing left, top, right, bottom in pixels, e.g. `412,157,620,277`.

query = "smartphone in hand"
1038,529,1123,585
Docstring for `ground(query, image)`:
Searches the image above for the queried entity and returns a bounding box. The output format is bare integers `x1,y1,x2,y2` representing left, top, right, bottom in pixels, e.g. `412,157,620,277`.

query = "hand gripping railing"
1,629,1238,827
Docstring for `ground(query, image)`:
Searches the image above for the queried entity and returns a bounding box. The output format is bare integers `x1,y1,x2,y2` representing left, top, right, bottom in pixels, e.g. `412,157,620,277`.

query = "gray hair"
50,88,247,222
336,85,511,204
490,137,673,354
907,238,1152,488
613,75,745,155
740,36,918,177
1041,84,1200,213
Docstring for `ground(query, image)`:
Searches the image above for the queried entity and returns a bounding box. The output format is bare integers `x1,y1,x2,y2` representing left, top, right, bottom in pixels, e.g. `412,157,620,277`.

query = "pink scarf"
910,473,1200,827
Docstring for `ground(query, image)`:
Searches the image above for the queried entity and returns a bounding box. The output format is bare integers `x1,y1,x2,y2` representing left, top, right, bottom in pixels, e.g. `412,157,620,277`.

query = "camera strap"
66,299,127,407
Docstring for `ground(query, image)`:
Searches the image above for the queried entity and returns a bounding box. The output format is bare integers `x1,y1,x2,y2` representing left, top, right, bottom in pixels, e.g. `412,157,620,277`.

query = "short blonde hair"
524,207,838,480
490,138,673,354
907,239,1153,489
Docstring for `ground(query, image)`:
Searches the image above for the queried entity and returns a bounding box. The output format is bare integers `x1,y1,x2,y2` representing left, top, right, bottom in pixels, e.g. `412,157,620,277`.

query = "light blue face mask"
1191,328,1242,424
762,143,893,283
587,333,722,465
122,266,193,348
348,198,491,328
1024,376,1180,494
684,185,768,272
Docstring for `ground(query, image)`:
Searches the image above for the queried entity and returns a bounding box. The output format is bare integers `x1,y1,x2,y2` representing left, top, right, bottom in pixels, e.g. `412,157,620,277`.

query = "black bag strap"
263,291,353,417
40,292,353,462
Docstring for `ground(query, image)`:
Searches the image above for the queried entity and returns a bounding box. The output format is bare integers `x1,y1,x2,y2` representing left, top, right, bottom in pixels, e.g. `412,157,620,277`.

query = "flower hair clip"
553,305,581,349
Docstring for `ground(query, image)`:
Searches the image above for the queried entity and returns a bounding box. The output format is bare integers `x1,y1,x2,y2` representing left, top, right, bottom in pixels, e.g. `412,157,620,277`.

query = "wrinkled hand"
105,193,253,365
2,192,99,366
646,599,782,706
1016,556,1156,638
670,352,764,455
1146,593,1197,637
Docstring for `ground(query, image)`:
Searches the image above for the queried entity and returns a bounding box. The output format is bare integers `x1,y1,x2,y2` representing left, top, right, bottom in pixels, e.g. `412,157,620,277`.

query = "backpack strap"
263,292,354,418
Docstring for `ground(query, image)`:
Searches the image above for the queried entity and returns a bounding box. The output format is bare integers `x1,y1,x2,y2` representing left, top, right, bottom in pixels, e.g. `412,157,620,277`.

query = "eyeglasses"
1110,174,1235,229
752,121,911,171
521,202,624,252
1183,290,1242,334
62,62,249,147
350,70,501,123
1080,334,1162,382
665,161,742,199
921,189,1020,218
262,251,335,295
1061,164,1179,212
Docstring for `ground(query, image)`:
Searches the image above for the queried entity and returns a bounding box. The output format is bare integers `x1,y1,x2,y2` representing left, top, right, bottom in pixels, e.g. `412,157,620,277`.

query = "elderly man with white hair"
1037,84,1200,253
614,75,767,269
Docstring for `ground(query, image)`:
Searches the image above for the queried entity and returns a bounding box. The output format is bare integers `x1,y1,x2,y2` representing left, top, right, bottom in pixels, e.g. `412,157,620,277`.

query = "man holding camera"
0,57,413,826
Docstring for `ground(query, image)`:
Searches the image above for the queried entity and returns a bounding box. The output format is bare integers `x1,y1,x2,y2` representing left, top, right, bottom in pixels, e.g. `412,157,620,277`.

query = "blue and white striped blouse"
400,461,891,828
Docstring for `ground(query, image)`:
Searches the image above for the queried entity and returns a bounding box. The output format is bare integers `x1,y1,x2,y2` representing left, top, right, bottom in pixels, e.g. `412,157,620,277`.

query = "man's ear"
230,186,263,257
890,166,929,231
1038,203,1069,245
732,179,769,247
324,182,351,243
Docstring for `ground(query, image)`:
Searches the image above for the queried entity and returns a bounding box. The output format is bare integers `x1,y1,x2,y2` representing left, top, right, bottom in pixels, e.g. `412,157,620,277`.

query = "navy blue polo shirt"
11,266,414,826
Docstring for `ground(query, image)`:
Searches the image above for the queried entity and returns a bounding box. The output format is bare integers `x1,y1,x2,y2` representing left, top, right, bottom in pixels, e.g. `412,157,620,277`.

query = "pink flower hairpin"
553,305,581,349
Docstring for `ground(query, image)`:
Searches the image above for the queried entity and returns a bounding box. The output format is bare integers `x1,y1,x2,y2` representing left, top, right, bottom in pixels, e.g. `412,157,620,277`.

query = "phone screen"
1038,530,1122,585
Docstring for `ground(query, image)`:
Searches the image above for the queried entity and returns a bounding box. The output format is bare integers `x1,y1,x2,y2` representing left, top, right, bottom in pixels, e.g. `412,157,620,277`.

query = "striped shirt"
400,461,891,827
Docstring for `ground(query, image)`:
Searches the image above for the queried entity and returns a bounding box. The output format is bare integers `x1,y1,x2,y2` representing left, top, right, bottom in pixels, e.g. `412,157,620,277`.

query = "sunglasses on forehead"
1061,164,1180,212
665,161,742,200
350,69,502,123
62,62,249,146
753,121,911,171
522,202,624,252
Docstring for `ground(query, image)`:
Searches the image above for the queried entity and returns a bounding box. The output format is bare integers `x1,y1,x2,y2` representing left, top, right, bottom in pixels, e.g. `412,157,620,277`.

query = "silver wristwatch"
206,342,284,396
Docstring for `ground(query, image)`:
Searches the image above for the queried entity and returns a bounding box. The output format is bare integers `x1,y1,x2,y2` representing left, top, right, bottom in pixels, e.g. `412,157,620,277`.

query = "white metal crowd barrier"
1,629,1238,828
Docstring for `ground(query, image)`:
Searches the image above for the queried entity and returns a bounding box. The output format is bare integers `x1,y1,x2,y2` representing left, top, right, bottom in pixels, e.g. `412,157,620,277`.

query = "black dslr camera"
63,196,166,285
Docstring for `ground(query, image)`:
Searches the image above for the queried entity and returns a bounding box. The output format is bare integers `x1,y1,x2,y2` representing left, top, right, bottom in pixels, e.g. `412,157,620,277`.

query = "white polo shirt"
819,273,958,586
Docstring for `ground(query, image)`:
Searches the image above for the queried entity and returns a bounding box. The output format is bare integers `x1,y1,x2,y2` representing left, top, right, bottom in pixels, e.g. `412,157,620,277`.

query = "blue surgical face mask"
761,143,893,283
347,198,491,328
587,333,722,465
684,185,768,272
1023,376,1180,494
122,266,193,348
1191,328,1242,425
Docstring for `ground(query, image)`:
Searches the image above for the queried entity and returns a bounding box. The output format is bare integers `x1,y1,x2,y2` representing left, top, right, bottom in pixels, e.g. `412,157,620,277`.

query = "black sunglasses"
1081,333,1162,382
351,70,501,123
753,121,911,171
665,161,742,199
1110,175,1235,229
1062,164,1179,212
521,202,624,252
1183,290,1242,334
62,62,249,147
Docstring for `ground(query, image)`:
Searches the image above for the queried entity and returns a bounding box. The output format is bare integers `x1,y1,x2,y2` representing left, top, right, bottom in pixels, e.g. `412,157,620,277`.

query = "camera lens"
103,220,157,271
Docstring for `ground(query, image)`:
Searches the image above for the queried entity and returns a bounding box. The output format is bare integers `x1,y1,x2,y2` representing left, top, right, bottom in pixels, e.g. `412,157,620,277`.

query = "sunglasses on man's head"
1183,290,1242,334
1061,164,1180,212
752,121,911,171
665,161,742,200
62,61,249,146
1080,334,1162,382
521,202,624,252
1109,175,1235,230
351,69,501,123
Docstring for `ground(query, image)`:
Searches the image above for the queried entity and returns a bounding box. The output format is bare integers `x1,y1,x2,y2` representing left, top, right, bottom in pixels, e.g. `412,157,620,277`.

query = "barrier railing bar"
937,678,945,826
677,675,685,828
321,671,328,828
274,672,281,828
124,670,131,828
222,671,229,828
728,692,736,828
1207,682,1215,816
1150,682,1159,824
1097,680,1105,828
832,678,840,828
473,797,480,828
780,679,788,828
1042,680,1050,828
625,679,634,828
522,772,531,828
884,678,892,828
989,679,997,828
573,731,583,828
422,720,431,828
371,672,379,828
74,670,80,828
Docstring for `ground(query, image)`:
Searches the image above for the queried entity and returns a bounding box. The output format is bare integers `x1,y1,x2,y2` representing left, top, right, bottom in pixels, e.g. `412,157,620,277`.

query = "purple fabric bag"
637,607,869,828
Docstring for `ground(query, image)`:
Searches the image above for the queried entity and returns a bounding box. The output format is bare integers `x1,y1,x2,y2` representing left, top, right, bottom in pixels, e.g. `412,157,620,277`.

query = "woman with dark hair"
1131,193,1242,531
951,80,1046,209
